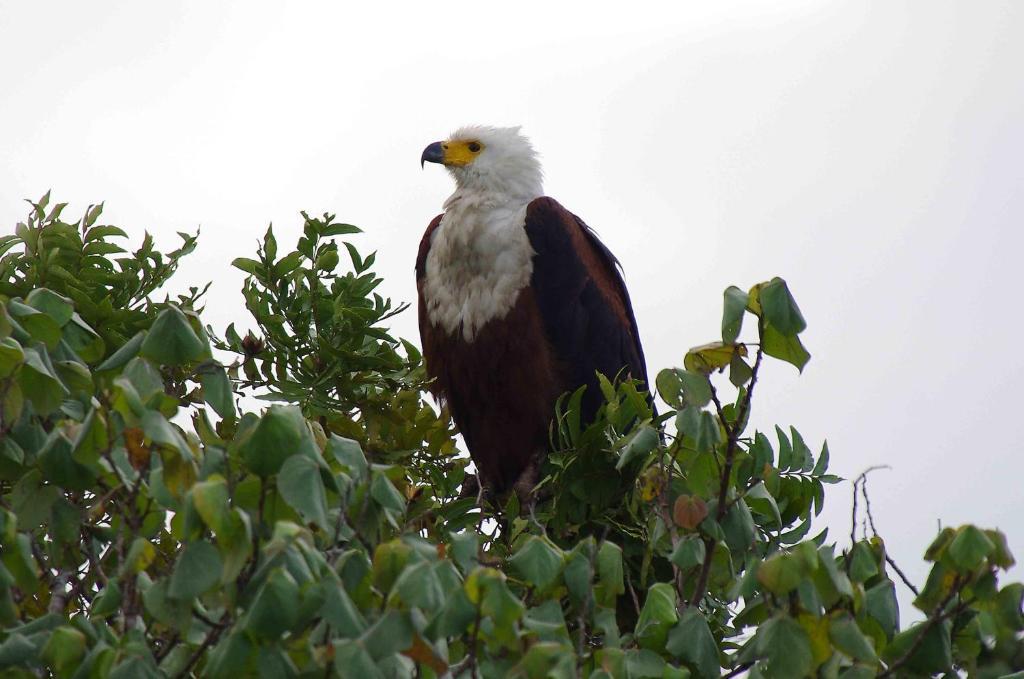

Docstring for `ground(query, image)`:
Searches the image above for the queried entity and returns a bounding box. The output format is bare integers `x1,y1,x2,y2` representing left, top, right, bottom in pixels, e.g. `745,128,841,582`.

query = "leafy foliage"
0,194,1021,677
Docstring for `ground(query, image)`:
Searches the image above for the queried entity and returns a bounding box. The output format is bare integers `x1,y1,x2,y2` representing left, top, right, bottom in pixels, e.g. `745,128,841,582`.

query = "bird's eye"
468,142,481,153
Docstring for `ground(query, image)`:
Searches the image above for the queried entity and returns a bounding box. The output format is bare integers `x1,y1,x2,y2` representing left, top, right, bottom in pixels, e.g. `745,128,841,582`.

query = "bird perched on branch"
417,126,648,499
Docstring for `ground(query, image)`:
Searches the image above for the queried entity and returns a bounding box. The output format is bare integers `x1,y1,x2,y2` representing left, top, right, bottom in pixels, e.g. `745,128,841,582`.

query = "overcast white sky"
3,1,1022,615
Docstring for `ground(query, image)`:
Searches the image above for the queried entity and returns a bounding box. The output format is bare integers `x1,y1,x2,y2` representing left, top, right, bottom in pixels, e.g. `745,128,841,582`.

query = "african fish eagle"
417,126,648,498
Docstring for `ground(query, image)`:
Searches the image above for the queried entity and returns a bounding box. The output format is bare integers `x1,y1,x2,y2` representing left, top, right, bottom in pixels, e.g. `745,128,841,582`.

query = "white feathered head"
421,125,543,201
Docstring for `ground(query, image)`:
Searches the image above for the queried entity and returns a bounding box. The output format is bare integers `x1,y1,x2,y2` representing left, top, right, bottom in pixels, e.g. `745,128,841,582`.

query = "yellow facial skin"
441,140,484,167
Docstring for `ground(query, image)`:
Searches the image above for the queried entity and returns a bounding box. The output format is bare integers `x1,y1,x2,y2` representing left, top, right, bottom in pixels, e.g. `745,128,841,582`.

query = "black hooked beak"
420,141,444,169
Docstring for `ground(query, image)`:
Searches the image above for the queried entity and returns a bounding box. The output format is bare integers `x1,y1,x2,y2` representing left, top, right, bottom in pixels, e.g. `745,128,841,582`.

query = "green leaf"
465,567,524,643
140,306,209,366
0,338,25,378
947,525,995,572
677,407,722,452
168,541,222,600
95,331,144,372
323,223,362,237
523,600,570,643
762,324,810,372
914,561,953,611
200,365,235,419
679,370,712,408
722,285,748,344
278,455,329,531
62,314,105,363
141,411,194,462
729,352,753,387
616,425,659,470
0,633,35,667
670,537,706,570
816,545,853,600
811,440,831,476
255,646,299,678
392,561,444,611
985,529,1016,569
881,620,952,675
204,631,256,678
91,582,122,619
247,567,299,638
322,580,368,637
329,436,368,483
38,431,95,490
758,552,803,595
864,580,899,640
232,257,264,276
333,640,383,679
516,641,575,677
0,305,12,341
370,472,406,514
760,278,806,336
123,357,163,402
666,608,720,679
25,288,74,326
721,498,756,555
123,537,156,573
635,583,678,651
509,536,564,590
362,609,414,659
624,649,668,677
40,625,86,673
656,368,683,406
217,509,252,583
238,405,306,476
371,540,412,596
191,476,230,533
18,345,68,414
85,224,128,241
695,415,725,456
8,301,61,348
745,481,782,527
595,541,625,607
828,614,877,663
848,542,878,583
756,616,813,678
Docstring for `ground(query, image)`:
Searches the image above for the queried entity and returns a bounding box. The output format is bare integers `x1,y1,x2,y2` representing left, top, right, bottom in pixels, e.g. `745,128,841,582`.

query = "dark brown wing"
523,197,649,421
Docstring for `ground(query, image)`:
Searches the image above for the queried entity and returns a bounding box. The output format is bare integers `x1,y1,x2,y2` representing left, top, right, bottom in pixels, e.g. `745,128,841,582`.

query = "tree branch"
174,612,231,679
879,576,967,677
689,338,765,608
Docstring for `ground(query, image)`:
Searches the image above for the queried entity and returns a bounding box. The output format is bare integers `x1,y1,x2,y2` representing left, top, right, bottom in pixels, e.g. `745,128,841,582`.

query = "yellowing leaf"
799,613,832,668
685,342,747,374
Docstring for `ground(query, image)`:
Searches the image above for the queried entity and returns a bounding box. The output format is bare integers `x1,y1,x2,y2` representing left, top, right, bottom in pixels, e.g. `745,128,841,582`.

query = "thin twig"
625,574,642,618
174,612,231,679
154,633,180,662
723,662,754,678
861,473,882,537
854,469,920,596
885,554,920,597
846,465,890,568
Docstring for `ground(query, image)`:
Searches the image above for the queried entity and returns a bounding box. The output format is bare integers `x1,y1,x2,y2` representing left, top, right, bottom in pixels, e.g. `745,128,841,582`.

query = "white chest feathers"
423,201,534,341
